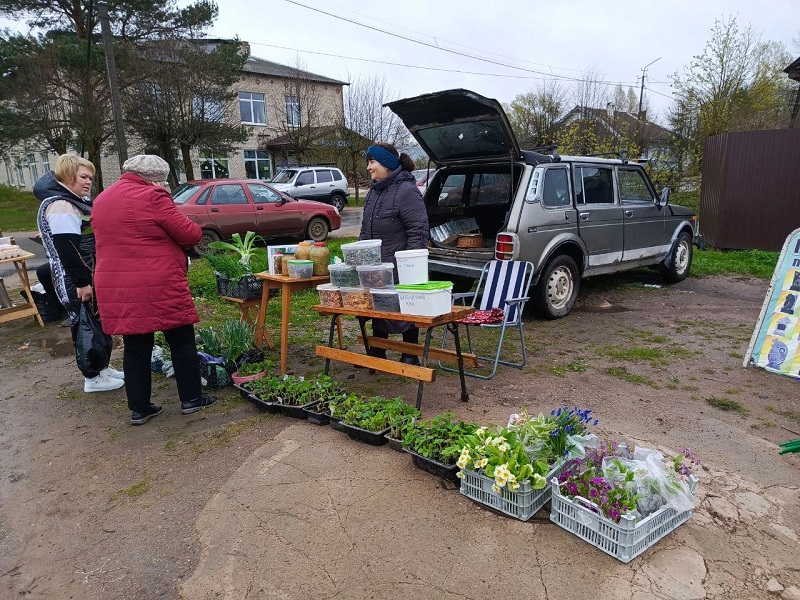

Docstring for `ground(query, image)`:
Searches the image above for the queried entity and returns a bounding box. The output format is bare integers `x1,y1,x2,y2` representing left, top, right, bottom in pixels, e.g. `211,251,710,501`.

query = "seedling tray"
278,400,317,419
329,416,347,433
548,476,697,563
303,403,330,426
386,435,404,452
405,449,459,482
460,461,563,521
344,424,390,446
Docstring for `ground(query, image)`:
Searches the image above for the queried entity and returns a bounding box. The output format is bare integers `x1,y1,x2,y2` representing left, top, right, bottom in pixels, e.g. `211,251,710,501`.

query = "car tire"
661,231,693,283
330,194,346,212
306,217,330,242
533,255,579,319
194,229,220,255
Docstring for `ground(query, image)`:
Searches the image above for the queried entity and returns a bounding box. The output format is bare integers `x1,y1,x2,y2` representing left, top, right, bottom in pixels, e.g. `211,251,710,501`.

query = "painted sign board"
744,228,800,379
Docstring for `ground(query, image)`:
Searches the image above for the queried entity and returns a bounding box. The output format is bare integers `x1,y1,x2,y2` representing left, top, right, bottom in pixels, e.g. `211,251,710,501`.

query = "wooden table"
0,251,44,328
253,272,340,375
313,305,475,409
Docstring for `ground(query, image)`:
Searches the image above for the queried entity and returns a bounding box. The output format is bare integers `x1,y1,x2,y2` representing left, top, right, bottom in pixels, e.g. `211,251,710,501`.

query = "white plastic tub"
395,248,429,285
396,282,453,317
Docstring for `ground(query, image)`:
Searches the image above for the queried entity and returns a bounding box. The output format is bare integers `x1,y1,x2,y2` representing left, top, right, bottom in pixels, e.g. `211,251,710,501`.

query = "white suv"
269,166,349,211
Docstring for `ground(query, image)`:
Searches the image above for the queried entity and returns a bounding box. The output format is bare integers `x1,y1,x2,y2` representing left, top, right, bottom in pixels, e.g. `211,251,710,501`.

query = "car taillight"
495,233,515,260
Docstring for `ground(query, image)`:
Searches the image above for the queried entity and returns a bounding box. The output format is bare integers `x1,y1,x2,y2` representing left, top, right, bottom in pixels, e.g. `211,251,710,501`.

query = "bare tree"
506,79,567,147
572,69,609,118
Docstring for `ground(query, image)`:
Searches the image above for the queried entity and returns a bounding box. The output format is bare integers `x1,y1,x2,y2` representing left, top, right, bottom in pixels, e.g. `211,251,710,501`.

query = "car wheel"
194,229,220,255
661,231,693,283
534,255,579,319
331,194,345,212
306,217,330,242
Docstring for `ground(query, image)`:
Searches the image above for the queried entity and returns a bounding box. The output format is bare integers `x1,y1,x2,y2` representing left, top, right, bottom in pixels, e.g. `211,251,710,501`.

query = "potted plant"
206,231,269,300
231,360,270,385
402,414,477,481
329,395,407,445
386,403,421,451
241,375,282,412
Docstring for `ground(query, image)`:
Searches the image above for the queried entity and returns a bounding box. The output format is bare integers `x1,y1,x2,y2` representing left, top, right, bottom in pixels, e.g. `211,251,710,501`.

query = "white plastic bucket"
395,249,429,285
397,285,453,317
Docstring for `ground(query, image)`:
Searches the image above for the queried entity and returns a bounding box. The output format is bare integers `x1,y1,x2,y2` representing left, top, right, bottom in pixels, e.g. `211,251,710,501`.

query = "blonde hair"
54,154,95,185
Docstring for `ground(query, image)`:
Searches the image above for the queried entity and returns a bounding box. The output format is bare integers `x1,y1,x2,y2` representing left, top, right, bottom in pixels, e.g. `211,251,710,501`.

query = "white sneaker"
101,366,125,380
84,373,125,393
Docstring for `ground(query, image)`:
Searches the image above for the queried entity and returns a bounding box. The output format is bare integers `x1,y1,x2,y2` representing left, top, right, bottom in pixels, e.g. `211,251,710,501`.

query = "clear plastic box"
340,287,373,310
317,283,343,307
356,263,395,288
287,259,314,278
327,263,360,288
371,288,401,312
341,240,382,266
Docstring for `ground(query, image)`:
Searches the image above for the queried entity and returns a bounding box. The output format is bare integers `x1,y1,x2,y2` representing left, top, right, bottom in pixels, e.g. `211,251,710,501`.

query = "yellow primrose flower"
491,436,504,446
456,470,465,479
456,456,468,469
476,426,487,435
508,474,517,484
475,458,489,468
495,474,508,487
492,484,501,494
509,482,520,492
498,442,511,452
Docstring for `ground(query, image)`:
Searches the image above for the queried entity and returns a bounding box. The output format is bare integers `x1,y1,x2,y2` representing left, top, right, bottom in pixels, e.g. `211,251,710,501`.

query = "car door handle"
256,206,263,210
564,211,571,222
211,208,219,212
579,212,590,221
625,210,634,217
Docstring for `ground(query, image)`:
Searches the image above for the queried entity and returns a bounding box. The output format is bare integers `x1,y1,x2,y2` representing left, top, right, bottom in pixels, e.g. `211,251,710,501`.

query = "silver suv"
387,89,697,319
269,166,349,212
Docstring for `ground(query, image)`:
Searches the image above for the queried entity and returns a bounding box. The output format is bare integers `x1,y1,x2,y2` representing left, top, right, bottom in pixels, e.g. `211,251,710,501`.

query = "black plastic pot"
329,416,347,433
405,449,460,482
386,435,404,452
344,424,390,446
304,403,331,426
245,393,281,413
279,400,318,419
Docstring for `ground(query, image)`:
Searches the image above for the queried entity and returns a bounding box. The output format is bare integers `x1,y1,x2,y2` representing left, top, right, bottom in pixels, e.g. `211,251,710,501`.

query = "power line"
645,86,676,100
281,0,644,87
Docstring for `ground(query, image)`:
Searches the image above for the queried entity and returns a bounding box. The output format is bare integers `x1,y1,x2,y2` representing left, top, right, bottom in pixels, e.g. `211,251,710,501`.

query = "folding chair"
439,260,534,380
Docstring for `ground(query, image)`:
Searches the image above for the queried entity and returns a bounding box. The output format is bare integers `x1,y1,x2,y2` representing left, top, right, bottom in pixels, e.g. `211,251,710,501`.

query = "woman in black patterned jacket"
360,142,430,364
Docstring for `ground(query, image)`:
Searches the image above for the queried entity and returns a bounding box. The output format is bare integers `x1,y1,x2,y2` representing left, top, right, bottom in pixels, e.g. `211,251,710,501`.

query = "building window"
239,92,266,125
15,159,25,186
27,154,39,183
40,151,51,173
193,97,224,123
243,150,271,180
199,152,229,179
285,95,300,127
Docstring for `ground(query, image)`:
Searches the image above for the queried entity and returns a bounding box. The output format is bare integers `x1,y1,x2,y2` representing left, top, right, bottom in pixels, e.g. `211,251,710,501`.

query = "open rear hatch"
386,89,520,165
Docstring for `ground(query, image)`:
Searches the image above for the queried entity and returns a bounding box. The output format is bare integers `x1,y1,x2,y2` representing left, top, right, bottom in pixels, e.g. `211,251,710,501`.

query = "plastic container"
317,283,343,307
549,475,698,563
309,242,330,276
371,288,401,313
294,241,313,261
340,286,373,310
356,262,395,289
396,281,453,317
327,263,360,288
287,259,314,279
341,240,382,266
395,248,429,285
273,252,283,275
459,461,564,521
280,252,295,276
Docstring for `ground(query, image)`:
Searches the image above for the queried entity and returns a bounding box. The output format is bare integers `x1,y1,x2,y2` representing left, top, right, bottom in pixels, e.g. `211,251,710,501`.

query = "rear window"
332,170,343,181
316,170,333,183
172,183,202,205
417,121,512,162
470,173,511,206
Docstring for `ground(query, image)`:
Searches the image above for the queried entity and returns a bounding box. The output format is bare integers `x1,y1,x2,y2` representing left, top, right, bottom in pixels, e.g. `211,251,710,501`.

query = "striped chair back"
477,260,532,324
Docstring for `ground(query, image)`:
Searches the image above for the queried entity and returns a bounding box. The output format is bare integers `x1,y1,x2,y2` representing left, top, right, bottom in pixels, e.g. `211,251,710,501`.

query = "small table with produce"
0,250,44,328
252,272,342,375
313,304,476,410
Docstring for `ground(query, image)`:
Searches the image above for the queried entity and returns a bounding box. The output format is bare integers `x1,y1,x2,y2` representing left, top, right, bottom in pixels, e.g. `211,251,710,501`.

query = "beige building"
0,46,347,191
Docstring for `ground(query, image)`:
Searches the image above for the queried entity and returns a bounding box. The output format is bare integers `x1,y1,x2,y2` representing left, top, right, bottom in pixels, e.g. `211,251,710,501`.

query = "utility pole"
638,57,661,121
98,1,128,170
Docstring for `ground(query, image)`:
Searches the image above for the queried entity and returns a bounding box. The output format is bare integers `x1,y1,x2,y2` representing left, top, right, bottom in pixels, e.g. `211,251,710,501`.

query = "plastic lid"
395,248,429,257
395,281,453,291
371,287,397,295
288,259,314,264
299,241,312,246
317,283,339,291
356,262,395,272
314,242,326,246
340,286,370,293
342,239,381,249
328,262,356,271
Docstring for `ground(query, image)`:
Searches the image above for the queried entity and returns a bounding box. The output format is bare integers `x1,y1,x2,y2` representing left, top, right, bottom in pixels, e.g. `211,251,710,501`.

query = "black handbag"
75,303,111,374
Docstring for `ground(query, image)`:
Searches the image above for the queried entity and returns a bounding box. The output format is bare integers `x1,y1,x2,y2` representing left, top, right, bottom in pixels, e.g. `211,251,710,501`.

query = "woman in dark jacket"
92,155,217,426
360,142,429,364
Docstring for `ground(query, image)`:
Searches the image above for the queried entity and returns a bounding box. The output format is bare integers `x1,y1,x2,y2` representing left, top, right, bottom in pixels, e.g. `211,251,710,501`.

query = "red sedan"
172,179,341,252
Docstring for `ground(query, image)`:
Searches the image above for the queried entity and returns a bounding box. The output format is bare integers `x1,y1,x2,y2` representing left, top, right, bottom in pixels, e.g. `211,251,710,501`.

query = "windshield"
171,183,201,205
270,170,298,184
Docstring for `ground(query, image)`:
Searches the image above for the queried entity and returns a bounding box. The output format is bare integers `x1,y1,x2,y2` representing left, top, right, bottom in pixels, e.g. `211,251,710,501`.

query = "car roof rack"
587,151,628,164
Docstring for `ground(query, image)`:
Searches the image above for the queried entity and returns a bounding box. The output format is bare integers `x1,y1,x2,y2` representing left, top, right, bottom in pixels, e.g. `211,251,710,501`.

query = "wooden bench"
356,335,479,368
315,346,436,382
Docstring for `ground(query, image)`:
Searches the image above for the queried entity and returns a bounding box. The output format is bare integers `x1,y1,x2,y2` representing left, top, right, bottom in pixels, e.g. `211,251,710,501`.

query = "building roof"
560,106,672,143
243,55,348,86
785,56,800,81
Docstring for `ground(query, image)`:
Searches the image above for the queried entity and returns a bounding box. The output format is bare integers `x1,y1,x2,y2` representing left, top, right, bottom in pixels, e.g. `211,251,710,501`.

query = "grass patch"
705,395,748,414
0,184,39,230
692,248,778,279
605,366,658,388
550,358,588,376
122,479,150,498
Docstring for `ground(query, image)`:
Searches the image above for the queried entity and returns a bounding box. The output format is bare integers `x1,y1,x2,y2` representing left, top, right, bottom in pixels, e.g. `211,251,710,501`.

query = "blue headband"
366,145,400,171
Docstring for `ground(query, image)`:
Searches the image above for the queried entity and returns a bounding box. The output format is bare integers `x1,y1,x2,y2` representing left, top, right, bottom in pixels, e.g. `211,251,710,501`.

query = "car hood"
385,89,520,165
269,182,291,190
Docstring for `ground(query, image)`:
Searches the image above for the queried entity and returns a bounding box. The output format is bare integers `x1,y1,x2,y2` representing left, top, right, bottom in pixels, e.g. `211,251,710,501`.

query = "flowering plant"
507,405,599,463
456,426,549,494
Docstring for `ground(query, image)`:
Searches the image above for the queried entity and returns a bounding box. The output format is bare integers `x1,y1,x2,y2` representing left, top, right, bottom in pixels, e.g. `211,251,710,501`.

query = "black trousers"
123,324,201,413
69,299,110,379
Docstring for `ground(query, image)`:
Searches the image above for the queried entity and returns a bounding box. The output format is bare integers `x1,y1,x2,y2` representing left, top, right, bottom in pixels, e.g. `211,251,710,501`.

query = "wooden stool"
221,296,275,350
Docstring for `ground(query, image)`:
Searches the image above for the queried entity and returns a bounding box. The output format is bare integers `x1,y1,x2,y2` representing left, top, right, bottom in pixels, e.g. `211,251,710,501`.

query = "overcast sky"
3,0,799,125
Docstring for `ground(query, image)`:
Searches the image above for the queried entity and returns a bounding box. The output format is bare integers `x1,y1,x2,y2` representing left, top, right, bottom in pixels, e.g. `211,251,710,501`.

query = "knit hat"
366,145,400,171
122,154,170,182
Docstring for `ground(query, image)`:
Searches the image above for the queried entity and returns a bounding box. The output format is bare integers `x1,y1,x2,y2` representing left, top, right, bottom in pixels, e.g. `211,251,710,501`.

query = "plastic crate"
549,476,698,563
215,273,263,301
459,461,563,521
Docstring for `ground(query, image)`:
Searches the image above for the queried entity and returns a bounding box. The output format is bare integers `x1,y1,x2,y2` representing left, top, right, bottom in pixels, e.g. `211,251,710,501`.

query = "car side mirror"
658,187,671,208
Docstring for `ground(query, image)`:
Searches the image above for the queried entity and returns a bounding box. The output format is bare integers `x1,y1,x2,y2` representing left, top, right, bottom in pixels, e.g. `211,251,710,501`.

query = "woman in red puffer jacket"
92,155,217,426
